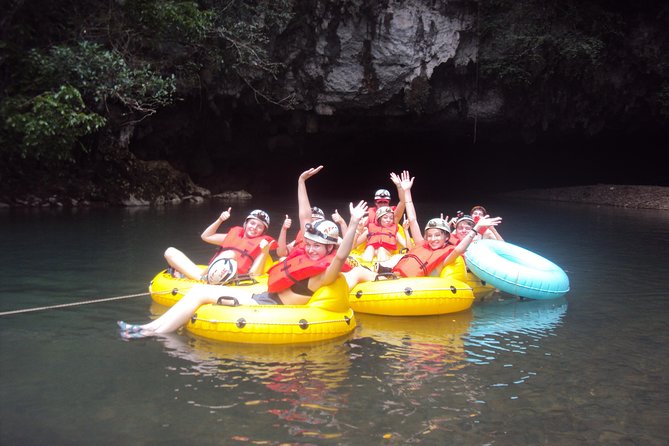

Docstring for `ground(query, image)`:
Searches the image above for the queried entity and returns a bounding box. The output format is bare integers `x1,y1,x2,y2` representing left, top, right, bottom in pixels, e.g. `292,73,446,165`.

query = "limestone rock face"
278,0,484,115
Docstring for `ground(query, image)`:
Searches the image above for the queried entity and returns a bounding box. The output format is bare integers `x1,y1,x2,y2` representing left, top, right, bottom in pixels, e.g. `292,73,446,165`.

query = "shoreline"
2,184,667,210
499,184,669,210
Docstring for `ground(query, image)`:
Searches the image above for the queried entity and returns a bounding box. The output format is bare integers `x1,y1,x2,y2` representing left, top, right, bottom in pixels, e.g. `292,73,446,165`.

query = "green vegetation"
477,0,668,130
1,85,106,161
1,0,294,164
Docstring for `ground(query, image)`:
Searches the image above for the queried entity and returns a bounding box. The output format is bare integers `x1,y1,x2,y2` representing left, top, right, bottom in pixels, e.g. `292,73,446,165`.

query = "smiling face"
471,208,485,219
303,240,331,260
375,199,390,208
425,228,448,250
378,212,394,228
243,218,267,238
455,221,474,239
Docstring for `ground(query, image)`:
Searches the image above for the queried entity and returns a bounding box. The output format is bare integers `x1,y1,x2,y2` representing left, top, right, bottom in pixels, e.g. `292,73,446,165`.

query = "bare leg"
165,247,206,280
343,266,377,289
376,247,391,262
378,253,403,269
361,245,375,262
138,284,259,334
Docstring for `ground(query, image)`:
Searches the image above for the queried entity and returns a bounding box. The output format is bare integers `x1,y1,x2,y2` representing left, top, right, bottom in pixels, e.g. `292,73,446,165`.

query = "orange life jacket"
209,226,275,274
267,247,352,293
293,229,305,248
392,241,455,277
366,221,398,250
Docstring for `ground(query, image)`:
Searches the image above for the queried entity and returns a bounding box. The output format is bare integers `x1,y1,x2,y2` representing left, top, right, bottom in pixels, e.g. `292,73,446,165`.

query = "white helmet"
374,189,391,200
245,209,270,229
311,206,325,219
455,215,475,228
204,258,238,285
424,218,451,234
303,220,341,245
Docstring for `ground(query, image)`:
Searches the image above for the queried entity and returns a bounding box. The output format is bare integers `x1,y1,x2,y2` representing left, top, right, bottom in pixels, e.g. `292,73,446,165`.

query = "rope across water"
0,291,162,316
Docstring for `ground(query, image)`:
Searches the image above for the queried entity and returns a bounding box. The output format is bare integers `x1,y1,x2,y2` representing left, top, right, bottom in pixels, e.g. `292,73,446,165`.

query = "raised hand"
390,172,401,186
299,165,324,182
219,207,232,221
349,200,368,221
282,214,292,229
400,170,414,190
476,215,502,228
331,209,344,224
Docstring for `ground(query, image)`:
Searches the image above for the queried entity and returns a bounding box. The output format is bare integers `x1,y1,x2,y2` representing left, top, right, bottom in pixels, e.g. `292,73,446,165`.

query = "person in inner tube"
164,208,276,284
469,205,504,241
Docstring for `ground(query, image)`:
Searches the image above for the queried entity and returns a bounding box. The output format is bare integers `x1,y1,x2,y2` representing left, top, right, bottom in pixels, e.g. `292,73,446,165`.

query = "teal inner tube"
465,240,570,300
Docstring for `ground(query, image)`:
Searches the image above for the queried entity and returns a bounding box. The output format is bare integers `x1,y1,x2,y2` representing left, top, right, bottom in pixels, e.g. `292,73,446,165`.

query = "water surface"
1,198,668,445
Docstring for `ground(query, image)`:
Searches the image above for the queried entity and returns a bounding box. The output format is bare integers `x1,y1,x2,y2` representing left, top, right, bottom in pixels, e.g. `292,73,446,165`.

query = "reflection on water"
465,296,568,364
355,311,472,378
156,333,353,442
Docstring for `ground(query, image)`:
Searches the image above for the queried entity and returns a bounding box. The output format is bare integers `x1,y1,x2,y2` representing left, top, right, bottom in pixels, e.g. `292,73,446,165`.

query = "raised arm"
331,209,348,235
390,171,406,224
402,215,414,250
298,166,324,231
444,215,503,263
201,207,232,245
400,172,424,245
317,201,368,287
276,214,292,258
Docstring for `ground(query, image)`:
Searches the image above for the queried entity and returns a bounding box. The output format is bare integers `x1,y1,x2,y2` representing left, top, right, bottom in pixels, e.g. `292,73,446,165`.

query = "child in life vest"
356,205,407,262
164,208,276,284
374,171,502,278
367,171,407,223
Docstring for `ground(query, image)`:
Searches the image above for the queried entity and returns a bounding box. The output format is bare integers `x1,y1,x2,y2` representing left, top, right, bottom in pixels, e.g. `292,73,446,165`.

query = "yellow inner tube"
186,275,357,344
440,256,495,299
149,267,269,307
349,275,474,316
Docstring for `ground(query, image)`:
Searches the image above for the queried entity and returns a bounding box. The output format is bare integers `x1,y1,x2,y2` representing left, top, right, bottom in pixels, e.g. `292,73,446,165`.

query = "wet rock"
502,185,669,210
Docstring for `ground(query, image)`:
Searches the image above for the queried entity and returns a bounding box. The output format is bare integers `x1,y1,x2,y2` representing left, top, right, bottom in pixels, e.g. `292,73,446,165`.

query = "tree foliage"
477,0,668,130
0,0,295,164
2,85,106,160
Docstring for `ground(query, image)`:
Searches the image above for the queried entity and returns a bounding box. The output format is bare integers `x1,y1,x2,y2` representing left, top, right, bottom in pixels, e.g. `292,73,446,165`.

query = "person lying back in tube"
164,208,276,285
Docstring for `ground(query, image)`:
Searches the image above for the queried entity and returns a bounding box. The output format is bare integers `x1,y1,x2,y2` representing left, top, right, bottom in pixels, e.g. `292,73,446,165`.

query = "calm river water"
1,197,668,445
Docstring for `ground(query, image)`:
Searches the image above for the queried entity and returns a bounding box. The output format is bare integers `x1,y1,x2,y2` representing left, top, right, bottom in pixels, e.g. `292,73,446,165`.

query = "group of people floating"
118,166,502,338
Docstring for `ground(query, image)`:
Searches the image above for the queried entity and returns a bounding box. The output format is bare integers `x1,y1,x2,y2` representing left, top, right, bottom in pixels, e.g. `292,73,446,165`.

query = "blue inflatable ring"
465,240,570,300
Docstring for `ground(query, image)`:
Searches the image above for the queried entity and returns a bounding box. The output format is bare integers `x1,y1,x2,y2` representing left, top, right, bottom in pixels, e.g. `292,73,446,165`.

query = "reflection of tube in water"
354,310,473,346
354,310,473,380
156,332,353,442
467,296,568,339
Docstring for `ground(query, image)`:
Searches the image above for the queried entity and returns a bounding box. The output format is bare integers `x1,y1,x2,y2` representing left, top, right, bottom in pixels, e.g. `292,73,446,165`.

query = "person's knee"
164,247,178,260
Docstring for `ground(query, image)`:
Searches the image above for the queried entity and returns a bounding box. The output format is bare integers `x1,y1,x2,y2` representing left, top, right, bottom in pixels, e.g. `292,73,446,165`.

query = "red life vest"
267,247,352,293
293,229,305,248
209,226,275,274
366,221,398,250
392,241,455,277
